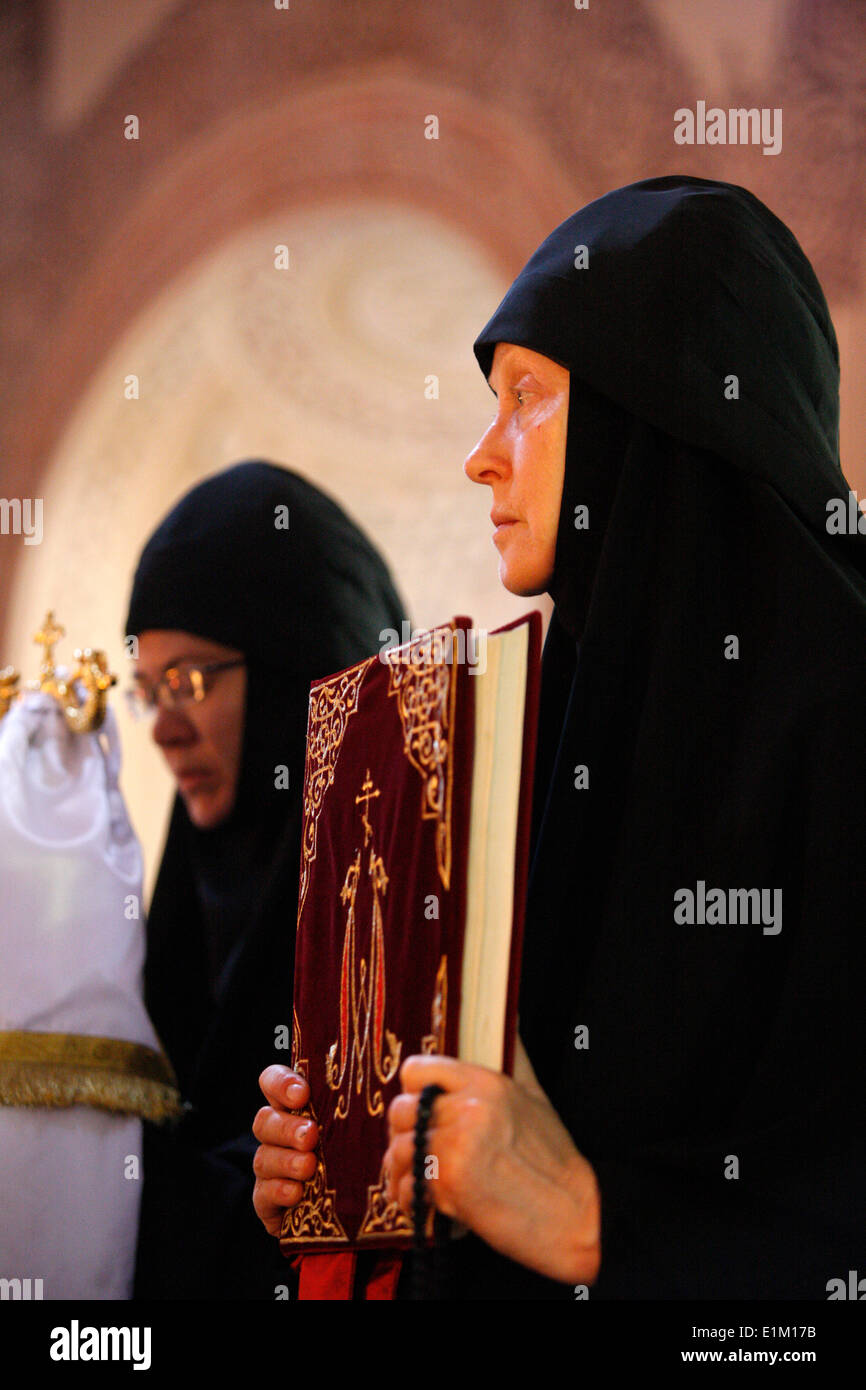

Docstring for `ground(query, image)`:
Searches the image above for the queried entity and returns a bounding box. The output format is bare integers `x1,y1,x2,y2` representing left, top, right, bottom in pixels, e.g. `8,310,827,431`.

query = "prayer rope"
412,1083,445,1300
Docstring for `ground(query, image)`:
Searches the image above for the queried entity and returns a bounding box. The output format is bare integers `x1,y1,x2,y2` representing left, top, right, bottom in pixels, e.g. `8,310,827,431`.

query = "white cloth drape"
0,691,161,1299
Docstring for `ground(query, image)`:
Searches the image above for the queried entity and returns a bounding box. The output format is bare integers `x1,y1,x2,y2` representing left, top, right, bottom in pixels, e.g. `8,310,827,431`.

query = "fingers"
387,1091,419,1137
398,1053,467,1094
387,1084,458,1137
252,1068,317,1242
386,1056,450,1140
383,1134,428,1215
251,1108,318,1241
258,1064,310,1111
389,1054,501,1135
253,1140,318,1185
384,1132,457,1221
383,1131,414,1203
391,1173,419,1220
252,1105,318,1150
252,1177,307,1237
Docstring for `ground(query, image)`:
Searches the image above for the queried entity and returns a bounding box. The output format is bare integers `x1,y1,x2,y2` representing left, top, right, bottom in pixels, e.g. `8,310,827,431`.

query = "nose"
152,704,196,749
464,414,509,487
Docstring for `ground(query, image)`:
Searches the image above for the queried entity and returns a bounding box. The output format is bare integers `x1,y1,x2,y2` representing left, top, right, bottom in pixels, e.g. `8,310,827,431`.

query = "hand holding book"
276,615,543,1260
252,1065,318,1239
383,1040,601,1285
253,1042,601,1285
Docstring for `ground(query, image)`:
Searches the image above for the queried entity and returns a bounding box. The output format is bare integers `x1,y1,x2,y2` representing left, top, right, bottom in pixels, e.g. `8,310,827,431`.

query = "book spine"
442,620,475,1059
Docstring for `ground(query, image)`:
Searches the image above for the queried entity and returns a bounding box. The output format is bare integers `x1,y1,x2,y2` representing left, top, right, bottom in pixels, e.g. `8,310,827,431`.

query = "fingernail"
296,1120,312,1138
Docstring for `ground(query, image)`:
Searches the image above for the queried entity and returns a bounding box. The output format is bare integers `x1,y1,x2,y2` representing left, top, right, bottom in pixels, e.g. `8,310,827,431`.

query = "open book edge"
459,619,530,1070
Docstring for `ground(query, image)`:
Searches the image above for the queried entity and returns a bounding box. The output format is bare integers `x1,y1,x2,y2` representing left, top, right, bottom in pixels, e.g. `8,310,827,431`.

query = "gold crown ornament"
0,611,117,733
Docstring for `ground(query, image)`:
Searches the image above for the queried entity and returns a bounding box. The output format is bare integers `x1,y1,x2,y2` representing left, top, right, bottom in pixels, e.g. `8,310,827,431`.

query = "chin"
183,789,233,830
498,559,551,597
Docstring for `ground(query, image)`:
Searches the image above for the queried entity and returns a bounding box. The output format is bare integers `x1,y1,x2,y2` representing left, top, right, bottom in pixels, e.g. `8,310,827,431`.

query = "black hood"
125,460,407,1132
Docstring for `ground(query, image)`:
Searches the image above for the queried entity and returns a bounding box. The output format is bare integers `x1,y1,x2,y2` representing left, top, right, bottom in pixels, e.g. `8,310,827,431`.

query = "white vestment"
0,691,175,1300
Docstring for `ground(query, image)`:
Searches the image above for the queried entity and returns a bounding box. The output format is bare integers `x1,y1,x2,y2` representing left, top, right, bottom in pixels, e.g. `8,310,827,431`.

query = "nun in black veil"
125,460,406,1299
254,176,865,1300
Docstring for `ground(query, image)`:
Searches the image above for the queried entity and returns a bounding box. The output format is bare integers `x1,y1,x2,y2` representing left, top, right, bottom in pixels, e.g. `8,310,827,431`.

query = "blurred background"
1,0,864,890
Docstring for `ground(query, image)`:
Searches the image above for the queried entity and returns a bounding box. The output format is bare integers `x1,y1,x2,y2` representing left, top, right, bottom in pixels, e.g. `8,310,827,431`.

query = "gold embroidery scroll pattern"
280,1011,347,1245
326,771,402,1121
357,957,449,1239
281,1159,348,1245
298,660,372,923
385,626,456,891
357,1163,413,1240
290,1007,305,1080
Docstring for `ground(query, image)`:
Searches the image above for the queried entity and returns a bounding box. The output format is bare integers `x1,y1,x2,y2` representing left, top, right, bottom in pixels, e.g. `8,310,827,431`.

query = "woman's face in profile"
134,630,246,829
464,342,568,596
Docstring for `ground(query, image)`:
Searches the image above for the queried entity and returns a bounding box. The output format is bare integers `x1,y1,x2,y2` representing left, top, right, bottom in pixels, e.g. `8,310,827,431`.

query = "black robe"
450,175,866,1299
125,461,407,1299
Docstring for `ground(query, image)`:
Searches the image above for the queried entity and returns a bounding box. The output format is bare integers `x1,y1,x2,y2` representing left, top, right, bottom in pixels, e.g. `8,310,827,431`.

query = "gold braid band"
0,1030,182,1123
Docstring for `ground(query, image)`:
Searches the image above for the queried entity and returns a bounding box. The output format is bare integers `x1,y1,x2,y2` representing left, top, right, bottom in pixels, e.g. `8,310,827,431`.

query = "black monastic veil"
459,175,865,1298
125,461,406,1298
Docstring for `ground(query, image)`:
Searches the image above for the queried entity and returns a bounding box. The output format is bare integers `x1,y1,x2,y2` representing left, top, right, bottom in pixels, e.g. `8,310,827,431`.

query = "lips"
491,508,522,545
175,767,214,789
491,510,521,546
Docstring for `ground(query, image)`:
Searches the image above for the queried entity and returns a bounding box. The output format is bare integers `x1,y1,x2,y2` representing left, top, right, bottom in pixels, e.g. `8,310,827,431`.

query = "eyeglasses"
125,658,245,722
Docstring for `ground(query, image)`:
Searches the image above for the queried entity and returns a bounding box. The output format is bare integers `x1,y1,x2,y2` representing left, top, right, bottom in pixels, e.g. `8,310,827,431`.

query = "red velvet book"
280,613,541,1257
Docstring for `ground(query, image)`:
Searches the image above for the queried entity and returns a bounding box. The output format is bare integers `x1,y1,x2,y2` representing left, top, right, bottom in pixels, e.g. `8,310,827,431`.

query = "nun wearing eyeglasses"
124,460,406,1299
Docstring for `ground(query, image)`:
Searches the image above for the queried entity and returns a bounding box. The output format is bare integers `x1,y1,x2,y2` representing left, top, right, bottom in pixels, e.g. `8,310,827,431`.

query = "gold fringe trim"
0,1031,182,1123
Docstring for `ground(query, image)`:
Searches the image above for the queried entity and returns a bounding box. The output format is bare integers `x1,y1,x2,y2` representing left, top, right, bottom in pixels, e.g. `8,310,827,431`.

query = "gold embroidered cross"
355,768,380,846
